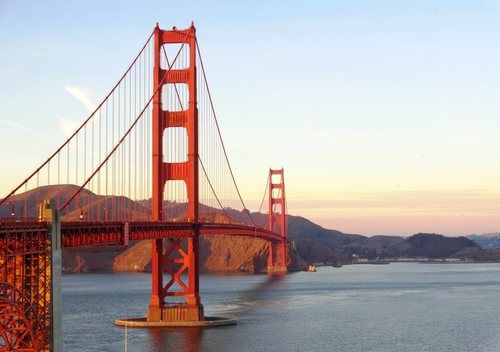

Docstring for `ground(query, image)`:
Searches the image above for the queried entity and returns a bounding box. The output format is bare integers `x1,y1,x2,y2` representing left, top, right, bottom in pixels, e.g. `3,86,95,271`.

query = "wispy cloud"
0,119,44,137
59,85,96,137
58,117,80,138
65,85,96,112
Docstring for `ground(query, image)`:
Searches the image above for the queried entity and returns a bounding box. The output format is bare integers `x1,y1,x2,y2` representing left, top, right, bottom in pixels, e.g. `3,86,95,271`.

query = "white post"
124,322,128,352
47,200,63,352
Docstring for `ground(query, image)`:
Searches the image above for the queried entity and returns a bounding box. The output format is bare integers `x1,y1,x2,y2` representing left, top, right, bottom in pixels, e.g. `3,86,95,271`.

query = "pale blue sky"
2,1,500,235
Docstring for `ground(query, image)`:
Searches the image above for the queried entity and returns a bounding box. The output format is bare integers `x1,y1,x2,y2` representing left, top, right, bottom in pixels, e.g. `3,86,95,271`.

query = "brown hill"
112,236,308,273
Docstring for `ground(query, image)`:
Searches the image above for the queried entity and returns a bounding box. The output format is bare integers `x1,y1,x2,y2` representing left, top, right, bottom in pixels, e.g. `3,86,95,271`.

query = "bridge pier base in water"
267,241,288,274
267,266,288,273
117,293,235,329
147,304,204,322
115,316,236,328
117,290,236,327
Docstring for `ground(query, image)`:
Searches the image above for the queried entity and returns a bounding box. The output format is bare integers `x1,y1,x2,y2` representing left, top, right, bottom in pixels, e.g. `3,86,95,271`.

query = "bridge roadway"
0,221,284,248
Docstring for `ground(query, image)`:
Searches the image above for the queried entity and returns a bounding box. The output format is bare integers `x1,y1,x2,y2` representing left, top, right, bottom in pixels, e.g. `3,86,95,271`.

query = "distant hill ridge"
468,233,500,250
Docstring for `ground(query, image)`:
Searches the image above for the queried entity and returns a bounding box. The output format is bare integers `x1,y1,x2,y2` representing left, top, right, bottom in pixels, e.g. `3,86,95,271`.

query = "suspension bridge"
0,23,288,351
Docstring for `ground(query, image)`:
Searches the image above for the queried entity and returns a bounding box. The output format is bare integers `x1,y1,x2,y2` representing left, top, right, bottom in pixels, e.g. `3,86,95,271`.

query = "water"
62,263,500,351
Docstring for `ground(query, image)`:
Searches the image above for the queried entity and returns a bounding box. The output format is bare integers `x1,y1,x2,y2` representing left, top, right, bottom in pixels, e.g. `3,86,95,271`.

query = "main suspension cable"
258,173,270,214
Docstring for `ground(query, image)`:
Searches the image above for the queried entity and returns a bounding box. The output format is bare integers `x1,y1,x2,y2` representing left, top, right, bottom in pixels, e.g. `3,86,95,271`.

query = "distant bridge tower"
267,168,288,272
148,23,203,322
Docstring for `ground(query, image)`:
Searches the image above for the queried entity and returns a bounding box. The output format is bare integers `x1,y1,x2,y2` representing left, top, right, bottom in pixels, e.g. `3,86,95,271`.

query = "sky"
1,0,500,236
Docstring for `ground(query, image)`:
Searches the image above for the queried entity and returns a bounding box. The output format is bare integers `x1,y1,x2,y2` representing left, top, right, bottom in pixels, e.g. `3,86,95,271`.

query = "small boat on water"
307,265,317,272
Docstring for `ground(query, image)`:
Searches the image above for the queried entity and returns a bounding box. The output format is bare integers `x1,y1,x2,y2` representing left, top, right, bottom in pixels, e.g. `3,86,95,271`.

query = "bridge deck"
0,221,284,248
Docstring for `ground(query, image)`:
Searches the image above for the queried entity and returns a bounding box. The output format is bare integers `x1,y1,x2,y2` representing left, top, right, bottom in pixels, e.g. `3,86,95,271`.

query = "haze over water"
63,263,500,351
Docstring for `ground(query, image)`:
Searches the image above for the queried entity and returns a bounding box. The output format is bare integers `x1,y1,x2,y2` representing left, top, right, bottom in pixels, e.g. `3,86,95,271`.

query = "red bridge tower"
267,168,288,272
148,23,203,322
